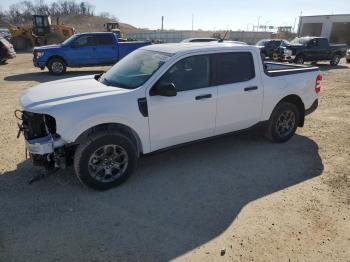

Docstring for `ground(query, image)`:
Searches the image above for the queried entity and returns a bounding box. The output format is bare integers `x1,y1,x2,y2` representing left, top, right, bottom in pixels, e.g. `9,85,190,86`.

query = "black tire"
271,52,279,61
47,58,66,75
330,54,341,66
261,52,266,61
346,58,350,64
294,55,304,64
265,102,300,143
74,132,138,190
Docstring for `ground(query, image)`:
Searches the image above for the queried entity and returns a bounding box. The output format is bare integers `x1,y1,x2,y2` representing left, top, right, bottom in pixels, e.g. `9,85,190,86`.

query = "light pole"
264,20,271,31
257,16,261,31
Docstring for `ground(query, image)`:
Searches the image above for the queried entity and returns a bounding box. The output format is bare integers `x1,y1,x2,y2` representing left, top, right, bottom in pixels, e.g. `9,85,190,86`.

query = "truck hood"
33,44,62,51
20,75,126,112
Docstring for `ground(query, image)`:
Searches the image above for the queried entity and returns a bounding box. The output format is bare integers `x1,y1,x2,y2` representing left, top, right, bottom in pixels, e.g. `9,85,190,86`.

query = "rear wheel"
330,54,341,66
346,58,350,64
74,132,138,190
265,102,300,143
47,58,66,75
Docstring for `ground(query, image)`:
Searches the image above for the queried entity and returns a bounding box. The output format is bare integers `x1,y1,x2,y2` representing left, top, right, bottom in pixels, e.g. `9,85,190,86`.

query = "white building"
298,14,350,45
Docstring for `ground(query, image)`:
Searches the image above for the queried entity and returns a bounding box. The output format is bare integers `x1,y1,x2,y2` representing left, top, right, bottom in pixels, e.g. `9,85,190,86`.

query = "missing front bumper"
26,135,65,155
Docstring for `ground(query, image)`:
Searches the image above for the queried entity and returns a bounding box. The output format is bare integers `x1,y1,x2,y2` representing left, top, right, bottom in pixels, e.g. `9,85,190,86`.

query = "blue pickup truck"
33,32,151,75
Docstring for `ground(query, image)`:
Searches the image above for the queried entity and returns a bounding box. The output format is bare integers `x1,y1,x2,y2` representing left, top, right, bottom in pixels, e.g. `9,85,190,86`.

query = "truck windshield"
290,37,309,45
100,49,172,89
61,34,78,45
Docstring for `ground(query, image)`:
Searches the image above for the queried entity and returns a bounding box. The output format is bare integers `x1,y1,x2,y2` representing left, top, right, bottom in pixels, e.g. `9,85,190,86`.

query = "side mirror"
150,82,177,97
71,42,79,48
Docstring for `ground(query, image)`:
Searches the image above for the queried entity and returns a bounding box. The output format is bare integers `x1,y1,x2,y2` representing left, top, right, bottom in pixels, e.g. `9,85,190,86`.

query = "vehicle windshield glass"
291,38,309,45
256,40,268,46
61,34,78,45
100,49,172,89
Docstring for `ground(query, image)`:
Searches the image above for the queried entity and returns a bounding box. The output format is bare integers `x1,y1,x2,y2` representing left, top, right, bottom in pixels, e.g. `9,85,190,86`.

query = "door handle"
195,94,212,100
244,86,258,92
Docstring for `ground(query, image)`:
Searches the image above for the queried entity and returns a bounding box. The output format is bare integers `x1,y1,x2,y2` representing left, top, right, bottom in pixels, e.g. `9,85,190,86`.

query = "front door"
147,54,217,151
69,35,97,65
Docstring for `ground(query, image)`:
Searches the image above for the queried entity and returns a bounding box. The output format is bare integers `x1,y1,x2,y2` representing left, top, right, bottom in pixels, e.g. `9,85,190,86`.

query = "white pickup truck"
18,42,321,190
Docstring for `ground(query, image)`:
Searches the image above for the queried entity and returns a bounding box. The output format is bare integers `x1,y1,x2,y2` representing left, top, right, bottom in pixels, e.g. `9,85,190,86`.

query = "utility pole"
191,14,194,31
161,16,164,31
257,16,261,32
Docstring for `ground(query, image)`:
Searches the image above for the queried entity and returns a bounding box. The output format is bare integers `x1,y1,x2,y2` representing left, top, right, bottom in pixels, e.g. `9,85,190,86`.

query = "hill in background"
57,15,142,33
0,14,144,33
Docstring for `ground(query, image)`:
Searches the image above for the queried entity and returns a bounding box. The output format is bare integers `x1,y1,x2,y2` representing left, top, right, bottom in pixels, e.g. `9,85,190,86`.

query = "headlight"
36,51,44,59
284,49,291,55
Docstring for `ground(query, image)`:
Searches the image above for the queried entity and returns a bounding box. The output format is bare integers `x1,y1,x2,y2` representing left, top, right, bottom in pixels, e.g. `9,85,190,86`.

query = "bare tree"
2,0,100,24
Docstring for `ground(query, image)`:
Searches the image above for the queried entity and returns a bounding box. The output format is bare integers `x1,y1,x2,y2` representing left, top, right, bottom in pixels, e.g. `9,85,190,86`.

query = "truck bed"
264,62,319,77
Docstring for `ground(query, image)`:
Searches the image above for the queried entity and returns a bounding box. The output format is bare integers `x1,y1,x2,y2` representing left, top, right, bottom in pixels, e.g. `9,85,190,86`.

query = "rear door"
214,51,263,135
95,34,118,64
317,38,331,59
69,35,98,65
147,54,217,151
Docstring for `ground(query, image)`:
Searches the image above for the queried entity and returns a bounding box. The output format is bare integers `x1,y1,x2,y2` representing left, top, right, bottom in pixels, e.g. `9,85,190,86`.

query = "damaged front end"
15,110,69,171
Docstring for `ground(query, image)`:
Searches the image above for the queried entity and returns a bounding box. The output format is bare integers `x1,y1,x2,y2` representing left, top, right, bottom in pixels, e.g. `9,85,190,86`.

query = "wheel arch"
74,123,143,156
275,94,305,127
46,55,67,67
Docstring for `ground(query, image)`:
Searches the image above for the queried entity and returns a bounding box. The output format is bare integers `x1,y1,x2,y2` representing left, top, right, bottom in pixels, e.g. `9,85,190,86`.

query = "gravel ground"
0,53,349,262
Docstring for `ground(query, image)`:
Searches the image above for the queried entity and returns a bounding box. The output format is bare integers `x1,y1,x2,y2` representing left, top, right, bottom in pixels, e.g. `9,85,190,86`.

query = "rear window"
215,52,255,84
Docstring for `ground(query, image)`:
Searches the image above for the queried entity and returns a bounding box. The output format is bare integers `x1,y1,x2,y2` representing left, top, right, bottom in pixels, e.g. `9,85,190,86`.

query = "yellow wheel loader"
9,15,75,50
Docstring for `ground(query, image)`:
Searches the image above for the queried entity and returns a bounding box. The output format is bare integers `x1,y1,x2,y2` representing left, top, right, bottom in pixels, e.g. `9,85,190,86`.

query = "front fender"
57,113,150,154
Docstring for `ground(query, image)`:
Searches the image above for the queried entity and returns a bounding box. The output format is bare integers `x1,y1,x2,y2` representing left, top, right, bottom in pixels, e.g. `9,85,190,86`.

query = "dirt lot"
0,53,349,262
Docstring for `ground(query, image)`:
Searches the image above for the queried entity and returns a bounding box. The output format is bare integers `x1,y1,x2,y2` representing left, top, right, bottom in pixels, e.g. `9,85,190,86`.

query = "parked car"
0,28,11,41
18,43,321,190
346,49,350,63
0,36,16,63
255,39,293,61
288,37,347,65
33,32,151,75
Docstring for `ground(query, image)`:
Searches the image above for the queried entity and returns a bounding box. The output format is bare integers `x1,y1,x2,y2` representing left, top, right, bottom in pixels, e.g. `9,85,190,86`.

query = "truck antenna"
219,30,229,42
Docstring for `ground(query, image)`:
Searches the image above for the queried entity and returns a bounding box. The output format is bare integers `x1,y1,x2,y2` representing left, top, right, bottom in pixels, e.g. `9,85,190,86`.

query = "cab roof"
142,42,254,55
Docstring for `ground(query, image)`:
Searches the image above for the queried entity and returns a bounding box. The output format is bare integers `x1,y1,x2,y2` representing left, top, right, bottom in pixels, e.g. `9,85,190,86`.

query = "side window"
74,35,97,47
216,52,255,85
318,38,328,48
309,39,317,47
266,41,273,47
97,35,113,45
158,55,210,92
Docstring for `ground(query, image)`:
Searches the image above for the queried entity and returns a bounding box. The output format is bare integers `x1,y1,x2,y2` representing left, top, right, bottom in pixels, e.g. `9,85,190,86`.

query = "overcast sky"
1,0,349,30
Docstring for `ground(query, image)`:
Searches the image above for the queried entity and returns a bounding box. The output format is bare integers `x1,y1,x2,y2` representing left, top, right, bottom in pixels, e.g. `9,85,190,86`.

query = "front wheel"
47,58,66,75
74,132,138,190
294,55,304,64
271,52,279,61
265,102,300,143
330,54,341,66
